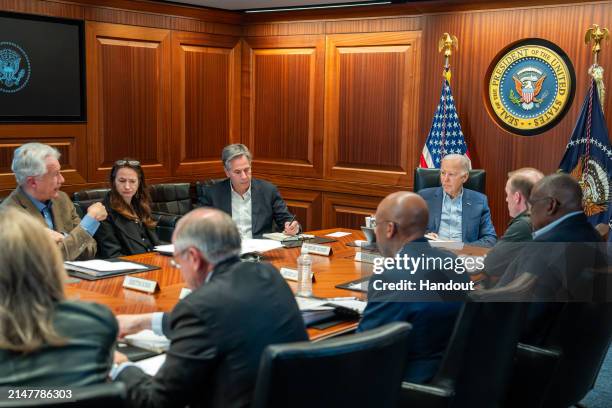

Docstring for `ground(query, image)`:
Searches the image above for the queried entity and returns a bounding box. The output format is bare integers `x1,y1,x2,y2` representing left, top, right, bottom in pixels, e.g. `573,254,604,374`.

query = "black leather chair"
413,168,486,194
0,382,126,407
148,183,193,242
195,178,225,207
72,188,110,218
399,300,528,408
149,183,192,215
251,322,412,408
503,302,612,408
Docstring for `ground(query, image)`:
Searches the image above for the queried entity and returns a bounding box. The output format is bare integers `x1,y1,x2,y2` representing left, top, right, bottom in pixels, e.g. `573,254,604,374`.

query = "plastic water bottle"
296,246,313,297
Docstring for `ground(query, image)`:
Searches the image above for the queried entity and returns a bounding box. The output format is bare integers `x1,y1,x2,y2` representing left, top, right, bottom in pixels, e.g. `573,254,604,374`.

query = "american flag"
419,79,471,168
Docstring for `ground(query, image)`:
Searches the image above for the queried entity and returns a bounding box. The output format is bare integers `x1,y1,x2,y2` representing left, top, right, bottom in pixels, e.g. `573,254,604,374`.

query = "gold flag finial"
585,24,609,64
585,24,609,111
438,33,458,83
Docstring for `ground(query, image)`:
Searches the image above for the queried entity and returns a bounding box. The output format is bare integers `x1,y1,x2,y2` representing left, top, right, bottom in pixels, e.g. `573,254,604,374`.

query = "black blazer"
0,301,117,387
496,213,606,342
198,178,295,238
94,194,160,259
116,257,308,408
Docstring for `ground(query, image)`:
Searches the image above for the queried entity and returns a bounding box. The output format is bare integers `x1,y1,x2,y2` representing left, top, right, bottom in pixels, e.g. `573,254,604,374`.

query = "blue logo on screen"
0,42,31,93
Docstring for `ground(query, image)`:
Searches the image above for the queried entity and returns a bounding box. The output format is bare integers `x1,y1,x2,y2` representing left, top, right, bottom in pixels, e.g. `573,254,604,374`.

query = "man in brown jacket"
0,142,107,260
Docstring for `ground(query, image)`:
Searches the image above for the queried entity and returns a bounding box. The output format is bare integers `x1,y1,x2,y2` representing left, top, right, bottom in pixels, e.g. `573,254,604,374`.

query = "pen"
285,214,297,233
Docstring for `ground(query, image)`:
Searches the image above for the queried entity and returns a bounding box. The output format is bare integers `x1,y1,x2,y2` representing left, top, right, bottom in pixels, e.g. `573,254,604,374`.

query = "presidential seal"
0,41,31,93
487,39,575,136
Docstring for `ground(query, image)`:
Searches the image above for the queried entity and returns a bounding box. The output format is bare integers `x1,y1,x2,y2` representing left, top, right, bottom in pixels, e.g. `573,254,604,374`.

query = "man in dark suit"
113,208,307,408
198,144,299,238
417,154,497,247
0,142,107,260
357,191,472,384
483,167,544,281
496,174,606,341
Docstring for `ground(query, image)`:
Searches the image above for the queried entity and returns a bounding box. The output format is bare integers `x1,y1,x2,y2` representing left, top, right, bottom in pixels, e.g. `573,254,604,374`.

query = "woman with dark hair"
94,158,160,258
0,207,116,386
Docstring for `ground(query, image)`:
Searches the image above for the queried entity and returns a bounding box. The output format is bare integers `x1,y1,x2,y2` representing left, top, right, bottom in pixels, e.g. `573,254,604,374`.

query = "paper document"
64,260,148,272
154,244,174,255
241,239,282,254
295,297,334,311
156,240,282,256
134,354,166,376
326,231,352,238
124,329,170,352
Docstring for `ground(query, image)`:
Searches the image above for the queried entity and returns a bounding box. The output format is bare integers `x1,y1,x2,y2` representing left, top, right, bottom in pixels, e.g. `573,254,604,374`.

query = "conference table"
64,228,489,341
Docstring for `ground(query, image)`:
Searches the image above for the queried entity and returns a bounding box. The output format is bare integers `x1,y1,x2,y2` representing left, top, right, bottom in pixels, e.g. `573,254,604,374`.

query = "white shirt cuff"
151,312,165,336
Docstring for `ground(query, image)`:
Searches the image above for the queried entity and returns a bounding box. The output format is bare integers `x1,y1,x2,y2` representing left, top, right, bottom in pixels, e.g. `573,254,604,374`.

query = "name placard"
123,276,159,294
302,243,332,256
279,267,317,282
279,267,298,281
354,251,383,264
179,287,192,299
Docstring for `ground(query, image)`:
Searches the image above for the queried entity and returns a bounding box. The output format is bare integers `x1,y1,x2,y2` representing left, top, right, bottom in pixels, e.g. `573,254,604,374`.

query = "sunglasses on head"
115,159,141,167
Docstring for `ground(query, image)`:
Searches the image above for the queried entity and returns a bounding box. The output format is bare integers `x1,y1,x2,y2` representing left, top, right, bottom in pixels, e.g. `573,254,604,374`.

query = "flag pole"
438,33,458,84
585,24,609,110
438,33,458,157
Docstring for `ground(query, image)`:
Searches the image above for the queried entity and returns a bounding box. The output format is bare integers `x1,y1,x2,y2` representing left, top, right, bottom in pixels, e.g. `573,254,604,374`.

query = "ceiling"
156,0,395,11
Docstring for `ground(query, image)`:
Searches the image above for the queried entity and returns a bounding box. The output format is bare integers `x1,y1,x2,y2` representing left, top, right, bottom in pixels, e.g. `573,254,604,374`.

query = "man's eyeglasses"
170,248,189,269
115,159,141,167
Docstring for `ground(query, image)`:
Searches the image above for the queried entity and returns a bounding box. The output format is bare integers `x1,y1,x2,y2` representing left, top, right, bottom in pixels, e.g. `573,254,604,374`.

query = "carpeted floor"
580,345,612,408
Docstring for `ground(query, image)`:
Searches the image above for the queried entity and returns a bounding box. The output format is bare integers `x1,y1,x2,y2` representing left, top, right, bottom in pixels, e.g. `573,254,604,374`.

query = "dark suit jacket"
94,194,160,259
497,213,606,343
0,187,97,260
116,257,308,408
418,187,497,247
0,301,117,386
357,238,470,384
198,178,295,238
484,211,533,278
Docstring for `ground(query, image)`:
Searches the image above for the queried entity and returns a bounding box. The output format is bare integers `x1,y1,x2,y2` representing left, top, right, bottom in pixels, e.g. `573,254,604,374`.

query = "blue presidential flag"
559,79,612,235
419,79,470,168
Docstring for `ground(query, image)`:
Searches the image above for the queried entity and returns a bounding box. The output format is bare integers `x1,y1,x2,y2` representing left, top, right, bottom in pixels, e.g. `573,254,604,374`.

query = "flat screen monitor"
0,12,85,122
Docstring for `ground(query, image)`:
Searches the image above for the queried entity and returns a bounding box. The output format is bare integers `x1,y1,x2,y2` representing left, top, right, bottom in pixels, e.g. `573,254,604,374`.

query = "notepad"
124,329,170,353
64,260,148,277
262,232,299,242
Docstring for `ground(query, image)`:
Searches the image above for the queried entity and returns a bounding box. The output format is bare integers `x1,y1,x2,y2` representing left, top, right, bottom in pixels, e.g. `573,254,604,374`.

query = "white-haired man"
0,142,107,260
418,154,497,247
112,208,307,408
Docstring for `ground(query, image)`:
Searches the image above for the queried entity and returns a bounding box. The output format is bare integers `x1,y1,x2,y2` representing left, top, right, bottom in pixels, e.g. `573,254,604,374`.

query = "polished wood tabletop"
65,229,489,341
65,228,371,341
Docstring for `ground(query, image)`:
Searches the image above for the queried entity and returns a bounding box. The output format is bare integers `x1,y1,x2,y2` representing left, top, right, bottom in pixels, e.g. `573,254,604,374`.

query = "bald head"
378,192,429,237
174,208,241,265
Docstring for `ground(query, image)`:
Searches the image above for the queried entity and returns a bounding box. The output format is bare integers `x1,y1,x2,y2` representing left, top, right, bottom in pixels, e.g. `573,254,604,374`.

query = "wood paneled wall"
242,1,612,233
1,0,611,235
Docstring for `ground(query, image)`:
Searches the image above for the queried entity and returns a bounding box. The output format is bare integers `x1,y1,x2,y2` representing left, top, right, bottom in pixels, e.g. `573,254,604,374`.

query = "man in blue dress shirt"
418,154,497,247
